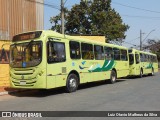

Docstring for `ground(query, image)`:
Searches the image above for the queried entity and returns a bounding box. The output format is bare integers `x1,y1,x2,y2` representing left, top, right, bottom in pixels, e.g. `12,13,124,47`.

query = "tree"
144,39,160,62
50,0,129,43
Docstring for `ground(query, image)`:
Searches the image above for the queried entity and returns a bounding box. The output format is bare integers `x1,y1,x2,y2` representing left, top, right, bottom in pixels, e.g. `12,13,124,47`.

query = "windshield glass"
10,41,42,68
129,54,134,65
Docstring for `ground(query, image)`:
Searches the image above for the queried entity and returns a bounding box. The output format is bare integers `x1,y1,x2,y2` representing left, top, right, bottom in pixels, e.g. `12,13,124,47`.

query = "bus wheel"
150,68,154,76
140,69,143,78
109,70,117,84
66,74,78,93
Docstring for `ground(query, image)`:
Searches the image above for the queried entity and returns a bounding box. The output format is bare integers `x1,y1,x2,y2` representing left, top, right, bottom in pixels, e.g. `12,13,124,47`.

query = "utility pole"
140,30,142,50
140,29,155,50
61,0,64,34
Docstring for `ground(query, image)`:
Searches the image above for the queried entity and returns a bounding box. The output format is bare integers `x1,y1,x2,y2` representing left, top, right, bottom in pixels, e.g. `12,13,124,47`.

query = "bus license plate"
20,81,26,85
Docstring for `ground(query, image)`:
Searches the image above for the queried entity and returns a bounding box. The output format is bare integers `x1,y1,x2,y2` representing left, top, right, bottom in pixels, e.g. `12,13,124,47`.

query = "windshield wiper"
26,40,34,49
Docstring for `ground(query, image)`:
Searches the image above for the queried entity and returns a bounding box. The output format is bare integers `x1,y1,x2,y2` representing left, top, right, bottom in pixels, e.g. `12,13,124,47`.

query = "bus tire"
109,70,117,84
150,68,154,76
140,69,143,78
66,74,78,93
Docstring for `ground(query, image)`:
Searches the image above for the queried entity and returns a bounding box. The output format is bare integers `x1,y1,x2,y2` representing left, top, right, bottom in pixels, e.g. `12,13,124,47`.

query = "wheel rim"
69,78,76,88
140,70,142,77
112,75,116,81
152,69,154,75
111,72,116,82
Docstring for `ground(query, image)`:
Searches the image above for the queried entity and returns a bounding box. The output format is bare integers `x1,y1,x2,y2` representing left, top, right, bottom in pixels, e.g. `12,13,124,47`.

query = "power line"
25,0,60,10
123,41,137,46
26,0,160,20
127,37,140,42
44,1,60,8
64,0,68,5
112,2,160,14
121,14,160,20
142,29,156,43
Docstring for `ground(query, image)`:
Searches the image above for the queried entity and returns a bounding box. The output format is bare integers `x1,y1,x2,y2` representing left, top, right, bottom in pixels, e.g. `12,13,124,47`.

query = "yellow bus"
9,30,130,92
128,48,158,77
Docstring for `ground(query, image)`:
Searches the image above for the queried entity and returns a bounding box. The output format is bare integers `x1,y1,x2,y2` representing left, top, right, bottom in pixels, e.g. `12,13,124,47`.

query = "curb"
0,90,22,96
0,88,28,96
0,91,9,96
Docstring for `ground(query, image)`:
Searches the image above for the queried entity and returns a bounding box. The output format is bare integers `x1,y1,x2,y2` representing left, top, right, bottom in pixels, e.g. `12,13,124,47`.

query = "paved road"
0,73,160,120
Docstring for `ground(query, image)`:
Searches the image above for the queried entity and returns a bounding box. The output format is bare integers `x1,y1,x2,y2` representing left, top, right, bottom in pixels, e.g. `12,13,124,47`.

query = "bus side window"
140,53,144,62
135,54,140,64
69,41,81,59
81,43,94,60
144,54,147,62
47,41,66,63
121,49,128,61
151,55,153,62
146,54,149,62
104,47,113,60
153,56,157,62
113,48,120,60
94,45,104,60
148,55,151,62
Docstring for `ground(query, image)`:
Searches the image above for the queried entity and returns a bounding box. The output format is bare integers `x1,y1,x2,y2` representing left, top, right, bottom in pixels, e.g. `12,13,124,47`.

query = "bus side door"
135,53,140,75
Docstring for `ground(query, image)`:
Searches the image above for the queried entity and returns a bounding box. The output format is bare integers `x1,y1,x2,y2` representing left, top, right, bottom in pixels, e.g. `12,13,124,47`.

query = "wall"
0,0,44,40
75,36,106,43
0,40,11,87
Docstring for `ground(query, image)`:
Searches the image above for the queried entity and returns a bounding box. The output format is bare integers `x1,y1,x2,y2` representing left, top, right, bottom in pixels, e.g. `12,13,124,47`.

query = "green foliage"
147,39,160,61
50,0,129,42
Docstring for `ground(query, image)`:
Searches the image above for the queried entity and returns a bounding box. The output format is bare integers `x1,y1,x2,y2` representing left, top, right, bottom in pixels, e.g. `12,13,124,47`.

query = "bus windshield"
129,54,134,65
10,41,42,68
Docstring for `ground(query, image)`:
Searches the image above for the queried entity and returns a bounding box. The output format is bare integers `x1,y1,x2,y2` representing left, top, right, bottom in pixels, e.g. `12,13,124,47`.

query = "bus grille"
11,68,37,86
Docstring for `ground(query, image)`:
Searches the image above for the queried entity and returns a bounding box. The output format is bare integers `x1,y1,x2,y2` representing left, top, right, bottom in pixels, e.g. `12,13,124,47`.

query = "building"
77,36,106,43
0,0,44,87
0,0,44,40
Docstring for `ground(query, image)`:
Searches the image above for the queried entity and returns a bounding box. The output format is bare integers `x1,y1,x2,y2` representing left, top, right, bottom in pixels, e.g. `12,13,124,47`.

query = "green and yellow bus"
9,30,130,92
128,48,158,77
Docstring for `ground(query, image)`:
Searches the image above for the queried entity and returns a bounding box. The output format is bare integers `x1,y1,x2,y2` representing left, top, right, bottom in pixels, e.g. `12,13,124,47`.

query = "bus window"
94,45,104,60
128,49,132,53
47,41,66,63
10,42,42,68
148,55,151,62
113,48,120,60
104,47,113,60
69,41,81,59
145,54,148,62
129,54,134,65
153,56,157,62
135,54,140,64
121,49,128,61
151,55,155,62
144,54,147,62
140,53,144,62
81,43,94,60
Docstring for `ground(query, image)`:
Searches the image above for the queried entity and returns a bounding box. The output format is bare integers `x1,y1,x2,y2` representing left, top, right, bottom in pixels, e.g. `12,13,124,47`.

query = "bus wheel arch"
66,70,79,93
109,68,117,84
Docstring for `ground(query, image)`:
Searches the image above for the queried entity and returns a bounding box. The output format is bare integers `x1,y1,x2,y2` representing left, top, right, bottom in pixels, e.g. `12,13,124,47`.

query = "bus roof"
129,48,156,56
42,30,128,50
12,30,128,50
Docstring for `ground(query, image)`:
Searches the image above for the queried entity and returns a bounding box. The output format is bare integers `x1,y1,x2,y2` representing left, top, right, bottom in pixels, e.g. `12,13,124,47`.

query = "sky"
44,0,160,48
